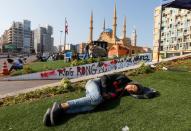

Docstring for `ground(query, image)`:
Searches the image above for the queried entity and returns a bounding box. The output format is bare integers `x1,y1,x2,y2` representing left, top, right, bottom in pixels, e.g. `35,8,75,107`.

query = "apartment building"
33,25,54,54
0,20,32,53
8,21,23,50
23,20,31,53
153,6,191,61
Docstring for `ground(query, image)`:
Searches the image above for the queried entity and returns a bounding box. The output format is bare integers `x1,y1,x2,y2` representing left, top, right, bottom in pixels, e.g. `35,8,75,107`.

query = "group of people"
43,73,159,126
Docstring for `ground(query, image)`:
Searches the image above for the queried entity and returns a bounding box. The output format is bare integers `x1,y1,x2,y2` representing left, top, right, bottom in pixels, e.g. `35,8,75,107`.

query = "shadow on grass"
53,92,161,127
54,98,121,126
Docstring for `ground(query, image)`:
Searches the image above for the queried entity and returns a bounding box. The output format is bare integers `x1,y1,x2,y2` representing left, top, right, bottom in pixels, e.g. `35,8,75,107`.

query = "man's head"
7,58,14,64
125,83,143,95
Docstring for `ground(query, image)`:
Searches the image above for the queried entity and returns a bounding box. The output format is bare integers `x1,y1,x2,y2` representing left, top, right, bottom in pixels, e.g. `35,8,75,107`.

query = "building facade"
8,21,24,50
23,20,31,53
153,6,191,61
33,25,54,54
86,2,150,58
0,20,32,53
76,43,86,54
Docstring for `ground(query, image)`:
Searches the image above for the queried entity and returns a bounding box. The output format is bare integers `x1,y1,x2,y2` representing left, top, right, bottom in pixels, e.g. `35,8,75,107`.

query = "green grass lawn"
11,60,71,76
0,69,191,131
10,57,102,76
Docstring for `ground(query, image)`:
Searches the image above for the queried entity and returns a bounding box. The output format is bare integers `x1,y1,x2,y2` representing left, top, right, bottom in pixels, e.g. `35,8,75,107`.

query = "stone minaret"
112,0,117,44
131,27,137,46
123,16,126,39
89,11,93,44
103,19,106,32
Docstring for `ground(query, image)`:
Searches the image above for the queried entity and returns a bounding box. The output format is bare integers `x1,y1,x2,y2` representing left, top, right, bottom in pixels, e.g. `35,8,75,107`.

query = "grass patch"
10,57,108,76
1,58,190,130
0,70,191,130
10,60,71,76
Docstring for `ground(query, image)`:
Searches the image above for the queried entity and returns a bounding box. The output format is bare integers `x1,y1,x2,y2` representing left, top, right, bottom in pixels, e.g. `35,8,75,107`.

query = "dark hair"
135,84,144,95
7,58,14,63
127,82,144,95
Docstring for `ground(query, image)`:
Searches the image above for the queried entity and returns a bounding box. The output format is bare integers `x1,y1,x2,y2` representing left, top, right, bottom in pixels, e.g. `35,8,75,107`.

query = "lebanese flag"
65,18,68,34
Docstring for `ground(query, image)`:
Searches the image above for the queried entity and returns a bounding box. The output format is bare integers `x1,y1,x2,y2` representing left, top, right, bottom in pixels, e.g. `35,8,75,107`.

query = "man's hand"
102,93,111,100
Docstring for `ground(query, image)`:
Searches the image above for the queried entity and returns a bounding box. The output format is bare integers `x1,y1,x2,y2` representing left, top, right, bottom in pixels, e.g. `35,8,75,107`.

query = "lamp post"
60,30,63,52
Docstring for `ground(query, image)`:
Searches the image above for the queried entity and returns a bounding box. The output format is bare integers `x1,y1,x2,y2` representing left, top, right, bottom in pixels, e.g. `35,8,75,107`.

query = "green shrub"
97,57,107,62
60,78,73,91
136,63,154,74
23,65,34,74
87,57,96,64
70,60,79,66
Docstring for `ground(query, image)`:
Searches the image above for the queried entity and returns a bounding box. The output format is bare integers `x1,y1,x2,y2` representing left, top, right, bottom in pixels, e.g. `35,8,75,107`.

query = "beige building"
0,30,9,45
8,22,24,49
153,6,191,61
0,20,32,52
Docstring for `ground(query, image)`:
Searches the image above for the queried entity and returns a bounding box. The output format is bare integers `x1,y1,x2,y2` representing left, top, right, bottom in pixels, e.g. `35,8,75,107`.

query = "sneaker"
50,102,63,126
43,108,51,126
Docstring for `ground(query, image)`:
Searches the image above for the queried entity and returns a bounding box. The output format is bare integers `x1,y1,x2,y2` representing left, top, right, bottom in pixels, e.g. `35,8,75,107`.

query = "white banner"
4,53,152,80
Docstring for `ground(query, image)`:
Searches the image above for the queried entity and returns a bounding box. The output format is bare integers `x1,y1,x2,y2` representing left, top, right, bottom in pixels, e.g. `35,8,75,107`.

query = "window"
160,46,163,51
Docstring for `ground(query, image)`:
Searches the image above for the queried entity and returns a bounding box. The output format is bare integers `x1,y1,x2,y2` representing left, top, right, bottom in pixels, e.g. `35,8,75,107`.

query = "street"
0,55,59,98
0,80,59,98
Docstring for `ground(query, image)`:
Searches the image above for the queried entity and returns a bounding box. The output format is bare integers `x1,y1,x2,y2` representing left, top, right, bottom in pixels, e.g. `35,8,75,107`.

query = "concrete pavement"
0,80,59,98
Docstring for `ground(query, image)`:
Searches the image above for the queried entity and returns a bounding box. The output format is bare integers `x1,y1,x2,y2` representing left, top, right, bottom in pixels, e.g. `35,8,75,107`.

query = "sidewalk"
0,80,59,99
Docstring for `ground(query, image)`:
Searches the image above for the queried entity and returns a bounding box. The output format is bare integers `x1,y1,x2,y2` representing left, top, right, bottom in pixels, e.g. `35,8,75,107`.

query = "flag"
65,18,68,34
163,0,191,10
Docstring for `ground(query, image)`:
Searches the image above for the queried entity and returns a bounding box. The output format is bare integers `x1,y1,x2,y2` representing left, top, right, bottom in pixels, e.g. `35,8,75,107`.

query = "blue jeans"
66,78,103,114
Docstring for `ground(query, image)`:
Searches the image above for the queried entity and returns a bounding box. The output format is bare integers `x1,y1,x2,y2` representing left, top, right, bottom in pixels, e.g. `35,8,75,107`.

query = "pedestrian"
7,58,23,73
83,44,89,59
43,73,159,126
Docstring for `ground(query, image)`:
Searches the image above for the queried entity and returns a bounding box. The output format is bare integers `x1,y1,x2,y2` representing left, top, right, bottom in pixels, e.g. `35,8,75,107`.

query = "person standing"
83,44,89,59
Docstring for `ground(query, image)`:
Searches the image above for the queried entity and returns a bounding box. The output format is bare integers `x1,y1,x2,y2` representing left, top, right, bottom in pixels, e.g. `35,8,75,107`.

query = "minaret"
89,11,93,43
112,0,117,44
103,19,106,32
131,27,137,46
123,16,126,39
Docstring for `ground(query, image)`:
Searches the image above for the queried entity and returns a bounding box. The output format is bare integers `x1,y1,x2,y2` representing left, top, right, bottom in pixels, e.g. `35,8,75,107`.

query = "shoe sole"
43,108,51,126
50,102,57,126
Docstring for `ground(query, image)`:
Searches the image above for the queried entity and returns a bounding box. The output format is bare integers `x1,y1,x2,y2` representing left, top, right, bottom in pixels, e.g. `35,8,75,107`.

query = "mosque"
84,1,151,58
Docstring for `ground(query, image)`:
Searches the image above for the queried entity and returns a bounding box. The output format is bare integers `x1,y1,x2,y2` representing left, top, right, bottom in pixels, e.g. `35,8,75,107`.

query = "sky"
0,0,163,48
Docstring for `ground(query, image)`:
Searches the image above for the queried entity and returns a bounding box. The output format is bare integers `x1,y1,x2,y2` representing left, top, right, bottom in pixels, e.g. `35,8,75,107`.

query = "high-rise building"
8,21,23,49
23,20,31,53
153,6,191,61
0,20,32,53
30,31,34,53
33,25,54,54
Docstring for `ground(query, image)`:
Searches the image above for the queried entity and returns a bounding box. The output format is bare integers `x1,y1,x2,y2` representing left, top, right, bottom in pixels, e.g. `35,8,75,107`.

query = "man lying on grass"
43,73,159,126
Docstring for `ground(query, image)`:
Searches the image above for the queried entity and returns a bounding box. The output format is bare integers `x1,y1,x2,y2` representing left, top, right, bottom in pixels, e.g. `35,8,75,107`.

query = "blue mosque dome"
105,28,112,33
